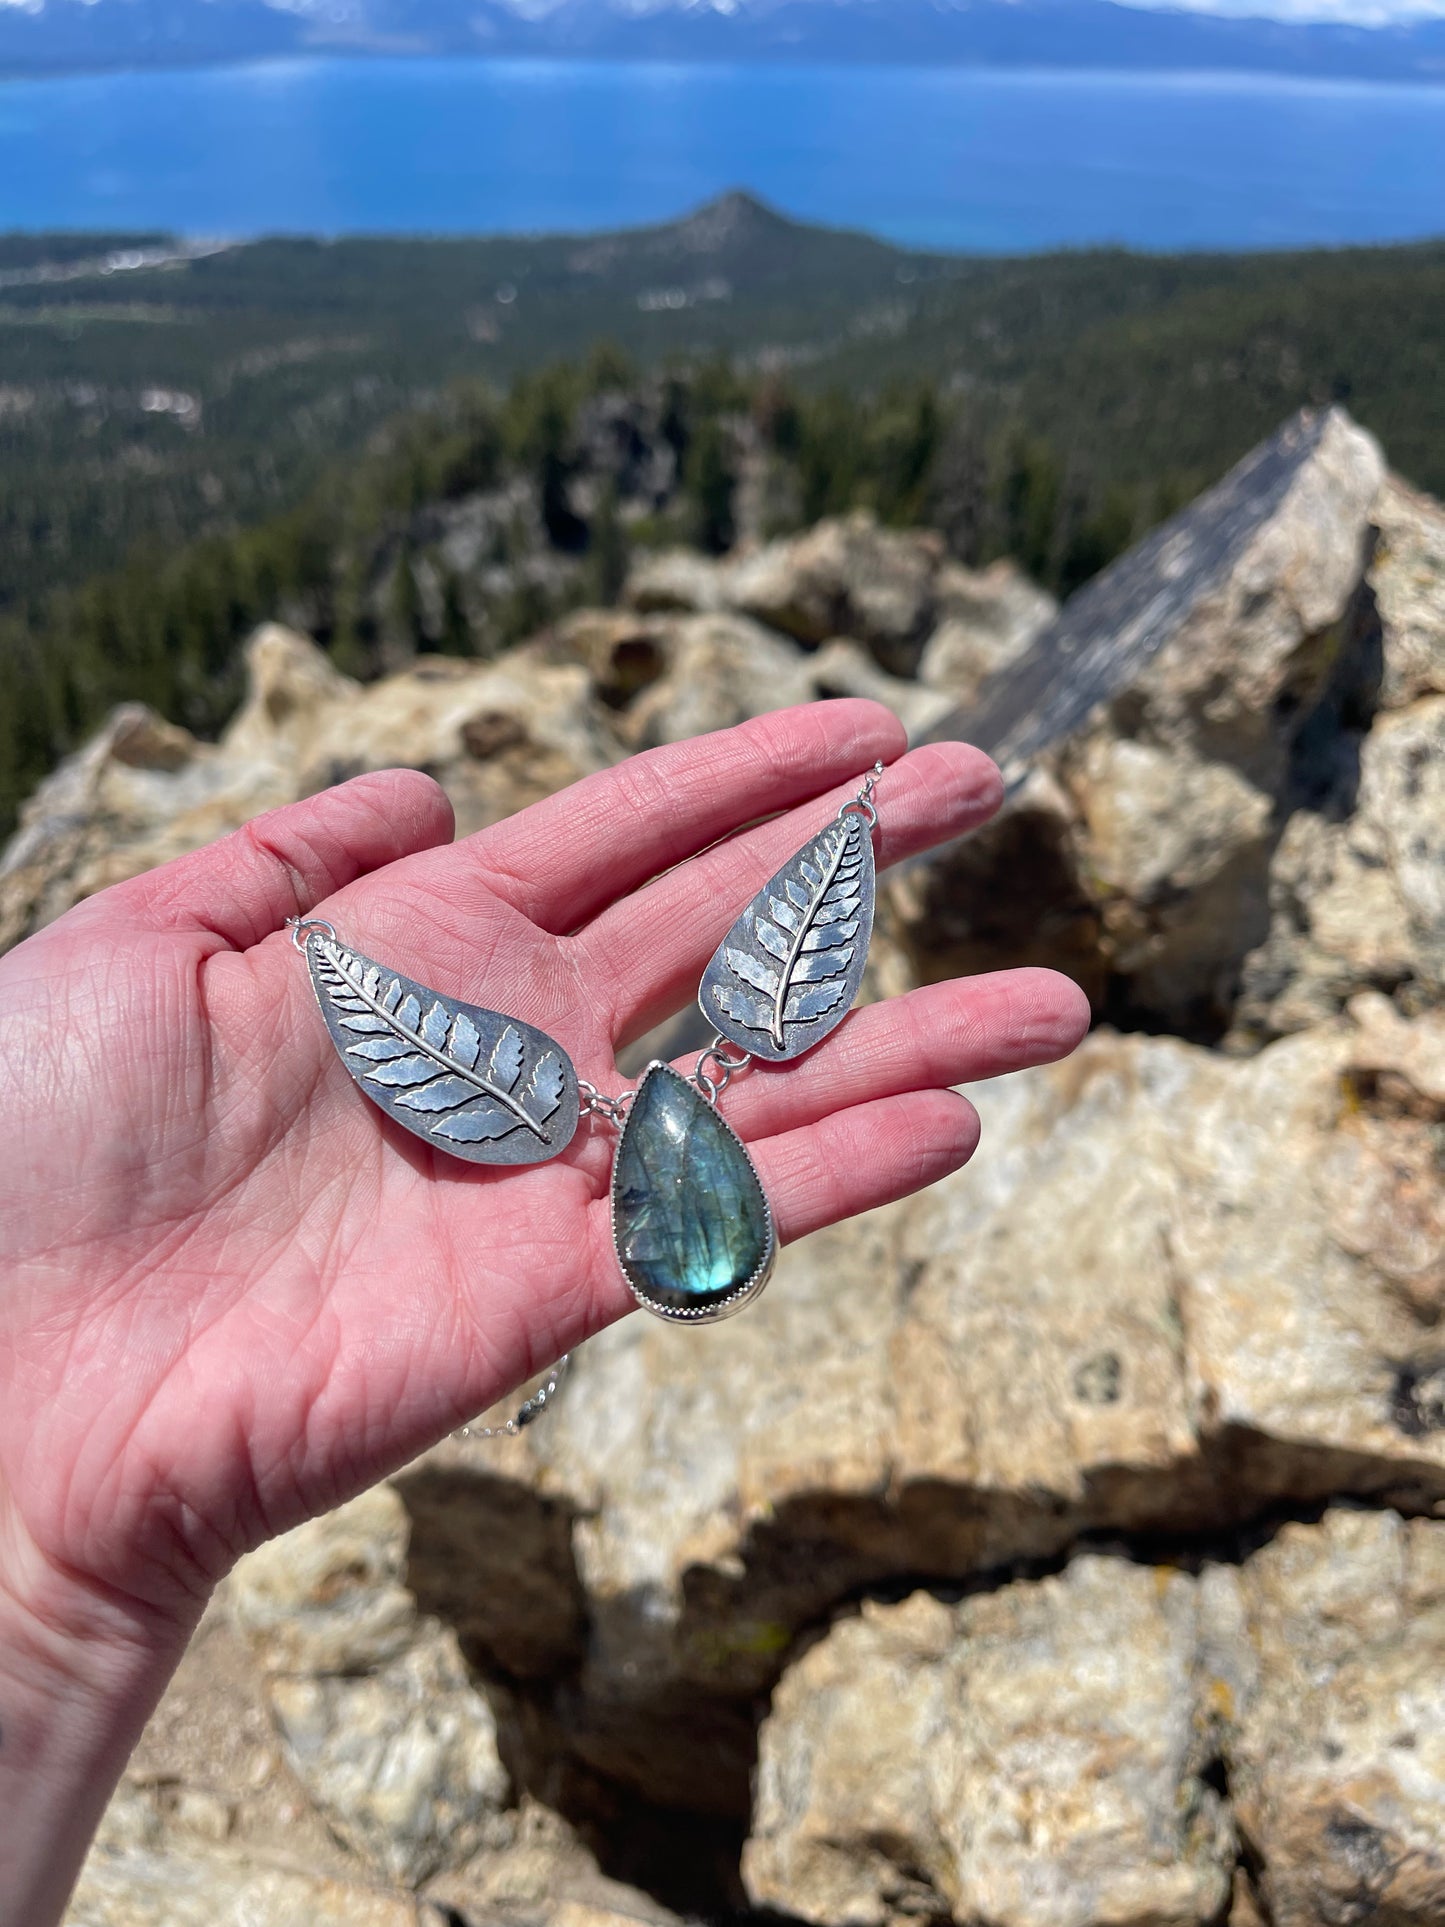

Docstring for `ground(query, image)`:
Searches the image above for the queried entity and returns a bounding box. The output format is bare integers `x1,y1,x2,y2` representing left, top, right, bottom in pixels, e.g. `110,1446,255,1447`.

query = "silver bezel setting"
609,1061,777,1325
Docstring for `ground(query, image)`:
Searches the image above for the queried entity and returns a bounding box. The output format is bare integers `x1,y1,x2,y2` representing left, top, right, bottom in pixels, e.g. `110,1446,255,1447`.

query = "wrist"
0,1525,198,1927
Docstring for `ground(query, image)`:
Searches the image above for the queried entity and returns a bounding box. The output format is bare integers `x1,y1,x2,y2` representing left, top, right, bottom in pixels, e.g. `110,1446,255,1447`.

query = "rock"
727,513,944,673
745,1564,1234,1927
1372,473,1445,711
68,1843,449,1927
0,703,245,951
926,407,1384,785
746,1509,1445,1927
613,612,816,746
624,511,988,678
0,627,621,952
807,637,954,738
229,1488,510,1884
1215,1508,1445,1926
1347,987,1445,1107
919,558,1058,706
287,653,615,834
70,1547,671,1927
535,608,949,746
523,608,672,710
402,1004,1445,1818
10,414,1445,1925
222,622,359,761
622,549,728,617
1233,694,1445,1040
903,407,1393,1034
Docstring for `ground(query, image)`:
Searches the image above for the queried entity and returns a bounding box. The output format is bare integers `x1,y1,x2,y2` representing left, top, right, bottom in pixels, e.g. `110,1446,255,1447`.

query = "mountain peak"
668,190,790,251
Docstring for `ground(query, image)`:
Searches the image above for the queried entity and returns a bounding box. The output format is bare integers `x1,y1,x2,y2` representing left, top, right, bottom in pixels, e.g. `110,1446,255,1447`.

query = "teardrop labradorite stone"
613,1063,774,1318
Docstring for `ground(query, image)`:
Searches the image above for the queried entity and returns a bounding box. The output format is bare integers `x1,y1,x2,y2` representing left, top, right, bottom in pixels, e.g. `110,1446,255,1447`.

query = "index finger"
439,699,908,933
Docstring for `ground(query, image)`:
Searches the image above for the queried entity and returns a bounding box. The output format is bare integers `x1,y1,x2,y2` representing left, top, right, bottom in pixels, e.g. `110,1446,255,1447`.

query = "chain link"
578,1078,634,1125
693,1034,752,1104
452,1354,571,1441
837,758,885,831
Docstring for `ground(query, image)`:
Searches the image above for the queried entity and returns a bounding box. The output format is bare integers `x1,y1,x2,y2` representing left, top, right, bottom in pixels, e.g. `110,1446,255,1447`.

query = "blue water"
1,56,1443,250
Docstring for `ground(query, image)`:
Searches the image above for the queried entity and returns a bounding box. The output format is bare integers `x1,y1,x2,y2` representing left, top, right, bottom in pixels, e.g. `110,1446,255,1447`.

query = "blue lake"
1,56,1443,250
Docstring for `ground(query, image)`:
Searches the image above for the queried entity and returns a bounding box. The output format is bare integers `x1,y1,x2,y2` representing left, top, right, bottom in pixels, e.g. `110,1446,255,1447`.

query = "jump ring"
837,798,880,829
287,915,339,953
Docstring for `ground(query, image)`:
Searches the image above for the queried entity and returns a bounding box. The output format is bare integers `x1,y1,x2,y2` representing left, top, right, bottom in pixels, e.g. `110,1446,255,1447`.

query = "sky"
3,0,1445,28
1134,0,1445,20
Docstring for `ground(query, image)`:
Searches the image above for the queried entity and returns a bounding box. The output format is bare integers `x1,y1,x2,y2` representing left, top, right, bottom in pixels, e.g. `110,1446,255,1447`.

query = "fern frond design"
704,811,875,1059
312,940,563,1145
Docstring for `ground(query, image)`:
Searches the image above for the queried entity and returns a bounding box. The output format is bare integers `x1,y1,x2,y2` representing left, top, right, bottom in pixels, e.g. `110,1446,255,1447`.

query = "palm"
0,701,1087,1634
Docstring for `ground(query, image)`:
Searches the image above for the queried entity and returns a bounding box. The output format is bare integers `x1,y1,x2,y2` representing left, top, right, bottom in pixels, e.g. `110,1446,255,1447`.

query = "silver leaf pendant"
303,931,579,1165
699,806,876,1062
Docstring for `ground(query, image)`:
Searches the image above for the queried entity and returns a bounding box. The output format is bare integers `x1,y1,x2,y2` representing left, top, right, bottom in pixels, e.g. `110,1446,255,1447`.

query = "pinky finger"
752,1088,981,1247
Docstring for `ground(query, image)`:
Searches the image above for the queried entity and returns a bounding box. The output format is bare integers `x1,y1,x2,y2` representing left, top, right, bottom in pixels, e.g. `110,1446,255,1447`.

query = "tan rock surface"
0,624,622,951
1234,692,1445,1038
898,409,1393,1032
1215,1508,1445,1926
920,558,1058,705
229,1487,510,1884
69,1843,448,1927
13,415,1445,1923
378,1003,1445,1820
745,1565,1233,1927
1372,473,1445,710
623,511,1050,682
746,1509,1445,1927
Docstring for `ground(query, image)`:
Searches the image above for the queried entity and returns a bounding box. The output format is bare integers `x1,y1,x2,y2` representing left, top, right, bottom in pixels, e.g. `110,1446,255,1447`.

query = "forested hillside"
2,193,1443,836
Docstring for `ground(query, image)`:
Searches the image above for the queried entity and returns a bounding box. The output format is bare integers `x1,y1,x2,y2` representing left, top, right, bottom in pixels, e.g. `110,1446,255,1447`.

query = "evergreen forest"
2,193,1442,836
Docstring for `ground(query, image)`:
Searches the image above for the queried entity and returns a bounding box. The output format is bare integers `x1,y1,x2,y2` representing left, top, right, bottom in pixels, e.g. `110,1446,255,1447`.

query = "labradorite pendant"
611,1062,776,1322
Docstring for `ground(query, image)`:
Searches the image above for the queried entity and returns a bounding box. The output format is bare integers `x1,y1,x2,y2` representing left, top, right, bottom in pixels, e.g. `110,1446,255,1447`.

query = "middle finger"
577,739,1002,1047
682,966,1091,1146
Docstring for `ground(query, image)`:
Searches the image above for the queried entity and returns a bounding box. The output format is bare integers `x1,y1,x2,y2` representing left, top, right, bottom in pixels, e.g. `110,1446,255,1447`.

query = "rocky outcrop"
625,509,1054,681
746,1565,1234,1927
745,1507,1445,1927
0,624,620,952
372,999,1445,1824
22,405,1445,1926
1230,476,1445,1040
903,407,1400,1033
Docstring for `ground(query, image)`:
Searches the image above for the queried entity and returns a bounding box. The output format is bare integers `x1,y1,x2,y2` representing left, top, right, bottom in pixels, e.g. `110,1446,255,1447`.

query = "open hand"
0,701,1088,1923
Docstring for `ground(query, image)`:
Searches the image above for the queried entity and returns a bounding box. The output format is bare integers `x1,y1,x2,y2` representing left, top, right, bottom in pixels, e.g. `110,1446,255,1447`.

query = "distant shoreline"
3,51,1445,82
4,45,1445,91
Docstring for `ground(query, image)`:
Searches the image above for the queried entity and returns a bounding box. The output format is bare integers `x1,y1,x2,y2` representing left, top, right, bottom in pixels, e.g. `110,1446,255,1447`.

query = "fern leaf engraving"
703,811,875,1058
712,984,775,1032
523,1052,565,1125
488,1025,525,1093
311,939,570,1150
447,1011,481,1070
724,947,781,997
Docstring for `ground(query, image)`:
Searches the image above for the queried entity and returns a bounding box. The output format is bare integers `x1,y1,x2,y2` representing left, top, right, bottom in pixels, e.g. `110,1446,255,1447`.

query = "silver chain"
452,1353,571,1441
578,1078,634,1125
693,1033,752,1103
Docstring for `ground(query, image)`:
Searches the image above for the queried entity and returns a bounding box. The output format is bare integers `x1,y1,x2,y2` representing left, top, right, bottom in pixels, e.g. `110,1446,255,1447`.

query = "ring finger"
695,966,1091,1147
